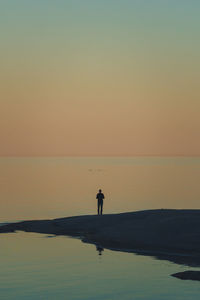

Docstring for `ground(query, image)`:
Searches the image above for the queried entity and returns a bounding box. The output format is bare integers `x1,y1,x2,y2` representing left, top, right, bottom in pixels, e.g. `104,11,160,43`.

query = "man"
96,189,104,215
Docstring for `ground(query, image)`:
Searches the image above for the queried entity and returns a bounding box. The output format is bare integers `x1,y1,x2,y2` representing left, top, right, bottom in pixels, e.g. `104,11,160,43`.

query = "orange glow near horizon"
0,1,200,156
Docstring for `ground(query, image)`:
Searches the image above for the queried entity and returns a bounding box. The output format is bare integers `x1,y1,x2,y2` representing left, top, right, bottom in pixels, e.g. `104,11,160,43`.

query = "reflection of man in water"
96,189,104,215
96,245,104,256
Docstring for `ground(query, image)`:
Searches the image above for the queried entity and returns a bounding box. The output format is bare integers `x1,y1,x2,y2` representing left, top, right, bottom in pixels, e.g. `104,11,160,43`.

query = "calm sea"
0,157,200,299
0,157,200,222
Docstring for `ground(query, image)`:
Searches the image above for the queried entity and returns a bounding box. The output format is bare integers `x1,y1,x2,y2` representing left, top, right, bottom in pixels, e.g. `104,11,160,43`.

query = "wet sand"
1,209,200,267
171,271,200,281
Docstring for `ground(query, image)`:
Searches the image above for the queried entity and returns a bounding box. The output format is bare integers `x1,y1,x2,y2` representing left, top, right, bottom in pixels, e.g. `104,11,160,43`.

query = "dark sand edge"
1,209,200,267
171,271,200,281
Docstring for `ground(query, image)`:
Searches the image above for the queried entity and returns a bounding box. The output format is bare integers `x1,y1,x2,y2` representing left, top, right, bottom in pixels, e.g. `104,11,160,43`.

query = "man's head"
99,189,102,193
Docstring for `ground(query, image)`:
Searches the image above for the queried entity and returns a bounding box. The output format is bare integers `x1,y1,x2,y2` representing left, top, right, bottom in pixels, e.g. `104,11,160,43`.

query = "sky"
0,0,200,156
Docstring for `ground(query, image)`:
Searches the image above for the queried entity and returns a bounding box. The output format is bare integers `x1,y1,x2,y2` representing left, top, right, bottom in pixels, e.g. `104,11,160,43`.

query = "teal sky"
0,0,200,156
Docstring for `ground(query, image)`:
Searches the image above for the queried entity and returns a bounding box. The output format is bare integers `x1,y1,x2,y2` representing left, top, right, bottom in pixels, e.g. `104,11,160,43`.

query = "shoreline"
1,209,200,267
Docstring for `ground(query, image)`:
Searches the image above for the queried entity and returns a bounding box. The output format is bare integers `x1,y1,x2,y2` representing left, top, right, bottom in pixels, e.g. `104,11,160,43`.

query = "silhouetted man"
96,189,104,215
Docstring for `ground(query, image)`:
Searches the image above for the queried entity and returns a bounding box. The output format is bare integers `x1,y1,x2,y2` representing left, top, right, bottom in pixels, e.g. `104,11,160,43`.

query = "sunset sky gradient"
0,0,200,156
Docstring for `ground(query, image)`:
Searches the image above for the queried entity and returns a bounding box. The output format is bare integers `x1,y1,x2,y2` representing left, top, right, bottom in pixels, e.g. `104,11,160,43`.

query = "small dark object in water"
96,245,104,256
171,271,200,281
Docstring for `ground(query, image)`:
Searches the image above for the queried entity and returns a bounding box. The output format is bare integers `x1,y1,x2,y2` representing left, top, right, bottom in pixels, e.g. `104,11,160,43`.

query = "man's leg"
98,200,100,215
101,200,103,215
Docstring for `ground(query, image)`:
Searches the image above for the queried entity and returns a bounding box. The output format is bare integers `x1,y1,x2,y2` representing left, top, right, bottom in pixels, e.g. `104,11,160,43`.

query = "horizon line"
0,155,199,158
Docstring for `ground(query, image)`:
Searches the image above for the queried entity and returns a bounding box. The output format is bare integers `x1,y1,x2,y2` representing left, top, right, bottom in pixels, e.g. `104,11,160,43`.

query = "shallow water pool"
0,232,199,300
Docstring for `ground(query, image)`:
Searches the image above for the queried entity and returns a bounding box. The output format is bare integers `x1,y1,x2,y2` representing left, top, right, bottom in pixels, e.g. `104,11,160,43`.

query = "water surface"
0,232,200,300
0,157,200,222
1,157,200,299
